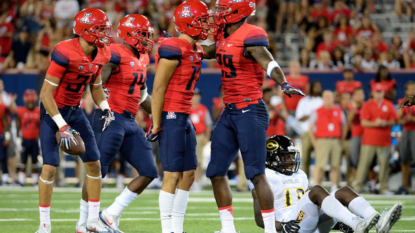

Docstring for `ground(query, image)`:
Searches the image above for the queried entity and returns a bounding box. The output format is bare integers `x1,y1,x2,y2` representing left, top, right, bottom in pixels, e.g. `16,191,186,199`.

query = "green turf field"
0,188,412,232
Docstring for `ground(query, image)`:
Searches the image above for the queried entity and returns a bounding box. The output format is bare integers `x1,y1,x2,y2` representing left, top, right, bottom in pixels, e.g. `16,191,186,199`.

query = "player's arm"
251,189,266,229
100,62,118,84
139,82,152,114
90,74,114,132
201,43,216,59
40,75,62,118
245,46,305,97
149,58,178,137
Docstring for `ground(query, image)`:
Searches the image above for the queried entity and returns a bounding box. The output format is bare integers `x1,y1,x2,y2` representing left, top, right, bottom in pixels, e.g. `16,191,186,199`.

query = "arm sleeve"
157,39,182,59
244,29,269,47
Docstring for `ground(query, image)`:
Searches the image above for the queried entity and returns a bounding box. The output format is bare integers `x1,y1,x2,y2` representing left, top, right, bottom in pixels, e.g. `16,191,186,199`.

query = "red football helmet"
173,0,215,40
23,89,38,103
118,14,154,53
215,0,256,25
73,8,112,48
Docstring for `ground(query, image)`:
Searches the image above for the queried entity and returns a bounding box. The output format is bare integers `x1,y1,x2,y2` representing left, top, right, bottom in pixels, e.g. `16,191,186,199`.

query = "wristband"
99,100,110,110
139,88,149,104
267,61,280,77
4,131,11,141
52,113,67,129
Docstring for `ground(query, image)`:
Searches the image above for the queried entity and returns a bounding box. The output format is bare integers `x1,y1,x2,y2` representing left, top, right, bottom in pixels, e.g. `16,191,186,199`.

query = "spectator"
335,68,362,97
276,0,295,34
0,13,14,64
316,30,341,57
340,92,352,185
370,65,397,101
310,0,331,23
3,26,32,69
295,81,323,177
334,16,353,45
295,0,312,36
370,32,388,60
54,0,80,41
403,29,415,68
360,48,377,70
354,84,397,194
190,89,212,191
347,87,365,185
356,16,378,40
299,48,311,68
309,90,346,191
19,0,42,36
332,47,346,69
389,35,404,67
264,88,285,137
395,0,415,22
280,61,309,115
306,16,329,52
409,52,415,68
381,51,401,70
397,81,415,195
331,0,351,24
310,50,337,70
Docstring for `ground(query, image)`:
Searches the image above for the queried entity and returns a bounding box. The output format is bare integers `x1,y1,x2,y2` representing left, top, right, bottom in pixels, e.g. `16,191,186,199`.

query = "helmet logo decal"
80,13,92,24
180,6,192,17
123,17,135,28
267,140,279,151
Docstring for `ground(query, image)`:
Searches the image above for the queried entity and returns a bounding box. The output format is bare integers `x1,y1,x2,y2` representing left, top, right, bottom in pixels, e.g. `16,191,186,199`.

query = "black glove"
280,220,301,233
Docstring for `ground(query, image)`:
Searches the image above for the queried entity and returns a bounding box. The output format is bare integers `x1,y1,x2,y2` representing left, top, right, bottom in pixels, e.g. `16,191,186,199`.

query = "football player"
37,8,114,233
15,89,40,186
201,1,304,232
146,1,215,232
251,135,403,233
75,14,158,233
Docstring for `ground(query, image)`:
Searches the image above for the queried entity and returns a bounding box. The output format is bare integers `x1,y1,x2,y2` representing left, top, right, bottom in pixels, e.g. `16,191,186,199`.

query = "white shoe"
376,203,403,233
35,223,51,233
355,213,380,233
75,221,87,233
86,218,114,233
100,209,123,233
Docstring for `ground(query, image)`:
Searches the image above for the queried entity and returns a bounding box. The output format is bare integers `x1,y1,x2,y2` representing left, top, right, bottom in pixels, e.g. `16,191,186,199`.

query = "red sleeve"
46,61,67,79
360,103,371,120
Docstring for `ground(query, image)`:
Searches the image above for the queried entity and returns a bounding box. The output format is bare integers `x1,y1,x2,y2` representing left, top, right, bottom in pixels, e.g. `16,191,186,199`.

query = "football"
55,131,85,155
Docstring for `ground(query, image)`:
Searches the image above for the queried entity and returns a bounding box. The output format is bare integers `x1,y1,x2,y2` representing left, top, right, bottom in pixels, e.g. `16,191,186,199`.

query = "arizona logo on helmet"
180,6,192,17
123,17,135,28
80,12,92,24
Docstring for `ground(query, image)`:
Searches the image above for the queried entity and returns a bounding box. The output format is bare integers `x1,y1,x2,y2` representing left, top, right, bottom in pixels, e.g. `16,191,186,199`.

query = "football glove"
281,82,306,98
58,125,80,151
280,220,301,233
100,109,115,132
146,125,161,142
103,87,110,99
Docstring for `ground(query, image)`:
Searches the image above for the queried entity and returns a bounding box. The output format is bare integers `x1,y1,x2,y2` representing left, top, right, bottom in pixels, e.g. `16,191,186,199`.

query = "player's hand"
102,87,110,100
281,82,305,98
280,220,301,233
100,109,115,132
398,96,415,108
146,125,161,142
58,125,80,151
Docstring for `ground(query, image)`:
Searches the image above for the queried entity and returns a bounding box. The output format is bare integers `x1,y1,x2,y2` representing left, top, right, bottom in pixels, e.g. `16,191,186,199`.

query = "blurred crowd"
2,0,415,71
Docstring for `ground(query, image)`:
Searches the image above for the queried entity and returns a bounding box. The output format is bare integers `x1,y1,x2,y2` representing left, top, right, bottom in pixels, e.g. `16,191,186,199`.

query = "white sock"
39,204,51,225
261,209,277,233
159,190,175,233
321,196,358,230
19,172,26,185
79,199,88,226
348,197,378,219
107,187,138,216
218,205,236,233
32,173,39,185
172,189,189,233
2,173,9,183
88,199,100,222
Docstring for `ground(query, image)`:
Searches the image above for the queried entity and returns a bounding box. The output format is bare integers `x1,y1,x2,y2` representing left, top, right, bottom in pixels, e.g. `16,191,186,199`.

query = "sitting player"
15,89,40,186
37,8,114,233
76,14,158,233
251,135,402,233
